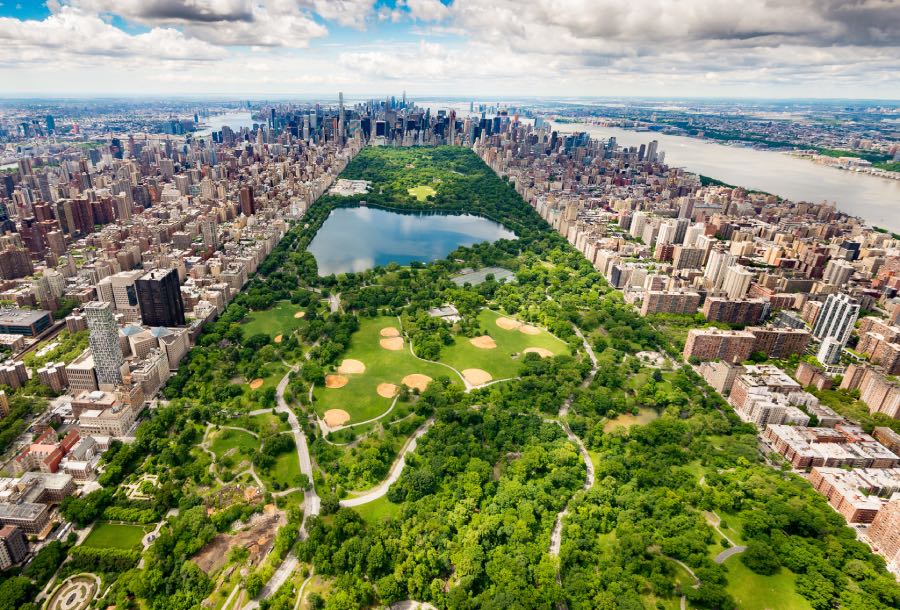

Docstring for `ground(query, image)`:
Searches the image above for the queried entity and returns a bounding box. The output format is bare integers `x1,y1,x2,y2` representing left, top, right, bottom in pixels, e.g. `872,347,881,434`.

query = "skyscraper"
85,301,124,386
136,268,186,327
812,293,860,346
239,185,254,216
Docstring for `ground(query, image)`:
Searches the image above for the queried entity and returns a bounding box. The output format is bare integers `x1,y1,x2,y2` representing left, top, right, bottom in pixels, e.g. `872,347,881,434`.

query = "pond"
308,206,517,276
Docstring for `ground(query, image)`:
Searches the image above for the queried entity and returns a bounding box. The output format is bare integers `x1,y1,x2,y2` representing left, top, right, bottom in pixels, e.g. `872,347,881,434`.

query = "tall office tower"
200,216,218,250
85,301,124,386
338,92,345,144
136,268,185,327
812,293,860,346
646,140,659,162
239,185,254,216
448,110,456,145
721,265,754,299
704,250,737,289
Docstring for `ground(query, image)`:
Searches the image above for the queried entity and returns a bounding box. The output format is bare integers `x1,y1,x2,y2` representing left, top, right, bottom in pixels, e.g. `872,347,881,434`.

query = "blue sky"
0,1,897,98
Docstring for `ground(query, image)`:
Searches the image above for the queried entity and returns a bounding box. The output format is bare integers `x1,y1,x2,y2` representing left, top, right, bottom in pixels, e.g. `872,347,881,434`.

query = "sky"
0,0,898,99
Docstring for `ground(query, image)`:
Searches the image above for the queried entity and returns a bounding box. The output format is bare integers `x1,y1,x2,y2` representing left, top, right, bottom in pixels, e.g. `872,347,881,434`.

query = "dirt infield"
463,368,493,386
379,337,404,351
294,311,306,319
524,347,554,358
325,374,349,389
337,359,366,374
496,317,522,330
519,324,541,335
380,327,401,337
402,374,433,392
377,383,399,398
324,409,351,427
248,378,264,390
274,334,283,344
470,335,497,349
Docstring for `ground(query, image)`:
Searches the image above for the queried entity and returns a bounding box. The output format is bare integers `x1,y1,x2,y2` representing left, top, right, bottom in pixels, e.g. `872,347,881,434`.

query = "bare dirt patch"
380,327,401,337
518,324,541,335
274,334,283,344
377,383,399,398
324,409,351,427
248,378,264,390
294,311,306,319
324,374,348,389
337,359,366,374
524,347,554,358
380,337,404,351
193,512,283,574
463,368,493,386
496,317,522,331
401,374,432,392
470,335,497,349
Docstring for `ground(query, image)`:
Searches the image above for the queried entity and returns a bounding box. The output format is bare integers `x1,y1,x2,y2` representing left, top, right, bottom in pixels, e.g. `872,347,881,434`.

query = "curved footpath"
243,368,319,610
340,418,435,507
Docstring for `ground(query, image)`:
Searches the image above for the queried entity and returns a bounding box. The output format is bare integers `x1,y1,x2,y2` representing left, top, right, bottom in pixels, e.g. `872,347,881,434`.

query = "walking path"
705,511,747,564
549,325,598,558
340,418,435,507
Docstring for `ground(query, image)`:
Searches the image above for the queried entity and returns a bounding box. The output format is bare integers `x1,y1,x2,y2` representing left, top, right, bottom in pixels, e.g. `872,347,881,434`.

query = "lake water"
308,206,517,275
557,122,900,232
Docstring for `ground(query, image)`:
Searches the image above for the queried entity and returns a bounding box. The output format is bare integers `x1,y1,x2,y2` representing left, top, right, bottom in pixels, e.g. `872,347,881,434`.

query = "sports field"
438,309,569,381
312,316,454,425
81,522,150,550
241,300,307,339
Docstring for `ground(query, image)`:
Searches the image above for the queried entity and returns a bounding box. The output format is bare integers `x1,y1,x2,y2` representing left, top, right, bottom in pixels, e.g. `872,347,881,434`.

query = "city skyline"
1,0,898,98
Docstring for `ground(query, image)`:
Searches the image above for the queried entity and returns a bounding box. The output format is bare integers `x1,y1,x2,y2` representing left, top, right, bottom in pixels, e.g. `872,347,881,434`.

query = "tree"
741,541,781,575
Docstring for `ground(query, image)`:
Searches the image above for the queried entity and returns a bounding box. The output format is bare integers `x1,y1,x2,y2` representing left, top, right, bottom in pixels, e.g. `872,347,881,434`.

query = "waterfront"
194,111,259,136
308,206,516,275
557,122,900,232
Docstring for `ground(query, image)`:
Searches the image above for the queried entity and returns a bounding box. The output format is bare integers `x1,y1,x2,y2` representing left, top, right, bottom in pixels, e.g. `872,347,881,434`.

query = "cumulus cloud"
0,6,221,63
66,0,330,46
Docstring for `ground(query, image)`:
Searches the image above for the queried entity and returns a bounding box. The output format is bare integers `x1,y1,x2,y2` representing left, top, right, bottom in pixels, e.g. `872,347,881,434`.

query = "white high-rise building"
823,259,854,286
630,211,648,241
721,265,754,299
84,301,124,386
704,250,738,290
812,293,860,346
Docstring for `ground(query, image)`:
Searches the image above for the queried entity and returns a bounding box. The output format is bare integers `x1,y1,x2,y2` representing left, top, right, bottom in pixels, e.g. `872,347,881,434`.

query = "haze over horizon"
1,0,898,99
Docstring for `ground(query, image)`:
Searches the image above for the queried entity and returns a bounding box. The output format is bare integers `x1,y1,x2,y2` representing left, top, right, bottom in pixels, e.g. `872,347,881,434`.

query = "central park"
25,146,899,610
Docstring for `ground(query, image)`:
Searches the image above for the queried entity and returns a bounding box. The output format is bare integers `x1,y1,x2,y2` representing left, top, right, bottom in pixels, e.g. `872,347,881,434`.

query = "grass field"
258,447,303,489
209,428,259,460
407,185,437,201
312,315,455,424
437,309,569,381
603,408,659,432
353,496,403,525
241,300,307,339
82,522,150,550
724,556,812,610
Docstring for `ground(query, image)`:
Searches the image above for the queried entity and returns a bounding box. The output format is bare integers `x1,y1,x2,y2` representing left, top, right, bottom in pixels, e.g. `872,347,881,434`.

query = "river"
193,111,259,137
556,122,900,232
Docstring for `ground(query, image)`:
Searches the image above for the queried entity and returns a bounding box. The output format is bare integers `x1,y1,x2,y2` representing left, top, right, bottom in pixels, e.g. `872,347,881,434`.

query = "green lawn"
724,556,812,610
312,315,456,424
353,496,403,525
81,522,151,550
209,428,258,458
603,408,659,432
258,446,303,490
241,300,307,339
437,309,569,381
407,185,437,201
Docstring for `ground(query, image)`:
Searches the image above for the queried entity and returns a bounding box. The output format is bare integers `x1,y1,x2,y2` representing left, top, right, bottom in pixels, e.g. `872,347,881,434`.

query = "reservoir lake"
308,206,517,276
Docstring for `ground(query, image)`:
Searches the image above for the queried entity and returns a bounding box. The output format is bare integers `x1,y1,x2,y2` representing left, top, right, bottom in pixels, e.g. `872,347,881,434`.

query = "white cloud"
402,0,451,22
0,6,221,63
